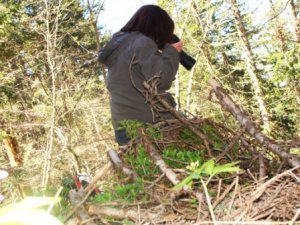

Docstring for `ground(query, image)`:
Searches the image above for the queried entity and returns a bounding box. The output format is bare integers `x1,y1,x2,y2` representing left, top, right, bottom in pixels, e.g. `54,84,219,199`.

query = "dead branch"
2,136,23,167
209,78,300,168
216,126,245,162
143,81,213,156
88,205,138,221
68,190,97,225
226,165,300,220
107,149,138,180
140,128,180,186
63,161,112,223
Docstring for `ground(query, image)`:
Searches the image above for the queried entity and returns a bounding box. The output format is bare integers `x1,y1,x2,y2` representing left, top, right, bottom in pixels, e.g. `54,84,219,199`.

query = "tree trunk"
289,0,300,42
269,0,287,51
209,78,300,168
175,0,193,110
229,0,271,132
41,0,60,188
2,136,22,167
186,52,199,112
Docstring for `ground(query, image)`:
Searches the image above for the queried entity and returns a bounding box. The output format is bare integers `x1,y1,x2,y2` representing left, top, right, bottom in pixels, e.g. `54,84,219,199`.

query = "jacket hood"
98,32,132,67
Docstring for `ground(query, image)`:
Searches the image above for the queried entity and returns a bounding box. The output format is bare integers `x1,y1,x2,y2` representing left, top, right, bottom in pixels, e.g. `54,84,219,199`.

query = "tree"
0,0,110,191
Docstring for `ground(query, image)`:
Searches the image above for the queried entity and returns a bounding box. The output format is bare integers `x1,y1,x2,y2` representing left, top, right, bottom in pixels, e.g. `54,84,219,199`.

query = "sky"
98,0,157,33
97,0,292,34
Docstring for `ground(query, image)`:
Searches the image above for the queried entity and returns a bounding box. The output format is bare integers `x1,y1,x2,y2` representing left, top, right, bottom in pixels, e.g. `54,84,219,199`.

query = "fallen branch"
68,189,97,225
226,165,300,220
216,127,245,162
140,128,180,186
107,149,138,180
209,78,300,168
88,205,145,222
63,161,112,223
143,81,213,157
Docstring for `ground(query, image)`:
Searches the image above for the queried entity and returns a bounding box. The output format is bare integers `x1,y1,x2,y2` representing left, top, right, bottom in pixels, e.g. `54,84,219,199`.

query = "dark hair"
121,5,174,49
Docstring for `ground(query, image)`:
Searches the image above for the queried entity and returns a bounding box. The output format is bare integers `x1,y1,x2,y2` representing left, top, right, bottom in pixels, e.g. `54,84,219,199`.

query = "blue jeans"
114,129,130,145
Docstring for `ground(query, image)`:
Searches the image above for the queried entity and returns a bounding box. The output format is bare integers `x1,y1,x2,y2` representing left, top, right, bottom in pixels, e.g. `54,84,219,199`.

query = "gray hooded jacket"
99,31,179,129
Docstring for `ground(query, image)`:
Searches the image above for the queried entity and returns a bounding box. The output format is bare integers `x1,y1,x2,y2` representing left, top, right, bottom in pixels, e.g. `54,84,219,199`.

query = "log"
209,78,300,167
88,205,139,221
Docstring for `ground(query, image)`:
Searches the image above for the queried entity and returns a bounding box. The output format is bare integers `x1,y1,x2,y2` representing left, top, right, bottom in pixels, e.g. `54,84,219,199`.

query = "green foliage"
264,45,300,136
162,144,203,168
118,120,145,139
179,128,203,145
173,159,240,192
146,126,163,140
92,179,144,203
124,144,159,176
0,197,62,225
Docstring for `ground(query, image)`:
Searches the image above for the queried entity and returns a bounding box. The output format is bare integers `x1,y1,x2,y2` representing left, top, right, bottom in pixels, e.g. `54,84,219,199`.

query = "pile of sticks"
65,78,300,224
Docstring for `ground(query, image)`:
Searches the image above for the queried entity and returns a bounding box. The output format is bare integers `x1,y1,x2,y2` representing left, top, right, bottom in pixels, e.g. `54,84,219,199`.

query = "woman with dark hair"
99,5,183,145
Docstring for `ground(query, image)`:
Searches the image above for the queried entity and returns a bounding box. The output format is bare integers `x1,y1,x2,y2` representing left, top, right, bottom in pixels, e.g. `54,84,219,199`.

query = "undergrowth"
93,119,240,205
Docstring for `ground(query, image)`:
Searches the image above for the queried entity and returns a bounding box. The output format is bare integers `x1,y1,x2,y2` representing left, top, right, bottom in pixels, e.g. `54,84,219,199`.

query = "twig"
143,81,213,156
192,221,299,225
85,161,112,193
147,173,165,189
209,78,300,167
64,188,96,224
66,189,97,225
228,176,239,215
107,149,138,180
141,129,180,186
47,186,63,213
216,127,245,162
63,162,112,223
213,177,237,209
88,205,155,222
289,208,300,225
201,178,217,224
227,165,300,220
258,154,267,181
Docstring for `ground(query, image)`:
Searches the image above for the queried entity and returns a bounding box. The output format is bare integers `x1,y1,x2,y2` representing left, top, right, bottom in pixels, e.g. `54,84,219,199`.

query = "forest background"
0,0,299,220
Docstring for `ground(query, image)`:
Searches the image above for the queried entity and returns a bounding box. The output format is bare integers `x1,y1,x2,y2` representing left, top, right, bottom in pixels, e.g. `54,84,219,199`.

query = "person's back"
99,5,183,144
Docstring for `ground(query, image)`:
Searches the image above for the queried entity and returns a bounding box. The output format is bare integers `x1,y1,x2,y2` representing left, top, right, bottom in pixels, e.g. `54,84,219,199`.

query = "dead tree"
228,0,271,131
289,0,300,42
209,78,300,168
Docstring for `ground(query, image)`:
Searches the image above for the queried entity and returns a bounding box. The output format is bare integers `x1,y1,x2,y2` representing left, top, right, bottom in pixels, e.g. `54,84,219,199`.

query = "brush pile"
68,79,300,225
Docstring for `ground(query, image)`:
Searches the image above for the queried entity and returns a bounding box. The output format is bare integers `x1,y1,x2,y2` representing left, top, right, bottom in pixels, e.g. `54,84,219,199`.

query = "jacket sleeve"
132,36,179,90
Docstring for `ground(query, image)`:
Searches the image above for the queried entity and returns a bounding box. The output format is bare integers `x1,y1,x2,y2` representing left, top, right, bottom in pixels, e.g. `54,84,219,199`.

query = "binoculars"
171,34,196,70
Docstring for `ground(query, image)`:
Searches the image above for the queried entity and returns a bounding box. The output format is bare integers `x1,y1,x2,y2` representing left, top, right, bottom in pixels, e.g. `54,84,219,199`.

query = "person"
98,5,183,145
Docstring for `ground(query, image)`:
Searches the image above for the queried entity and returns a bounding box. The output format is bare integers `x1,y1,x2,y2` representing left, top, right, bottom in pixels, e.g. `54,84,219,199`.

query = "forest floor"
66,118,300,225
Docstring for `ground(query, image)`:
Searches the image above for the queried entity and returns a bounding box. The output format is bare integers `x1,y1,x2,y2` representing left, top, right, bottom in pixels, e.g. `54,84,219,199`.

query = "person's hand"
171,41,183,52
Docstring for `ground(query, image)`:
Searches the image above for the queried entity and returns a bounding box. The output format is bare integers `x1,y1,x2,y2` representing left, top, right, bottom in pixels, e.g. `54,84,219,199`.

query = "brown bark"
269,0,287,51
229,0,270,130
289,0,300,42
88,205,139,221
2,136,22,167
209,78,300,168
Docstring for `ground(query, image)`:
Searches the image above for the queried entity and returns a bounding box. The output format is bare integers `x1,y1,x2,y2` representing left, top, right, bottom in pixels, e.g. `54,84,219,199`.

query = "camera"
171,34,196,70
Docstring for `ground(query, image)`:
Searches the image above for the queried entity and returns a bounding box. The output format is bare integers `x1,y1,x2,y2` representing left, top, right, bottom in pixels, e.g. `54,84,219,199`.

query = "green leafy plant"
124,144,159,176
93,178,144,203
173,159,240,192
118,120,145,139
162,145,203,168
